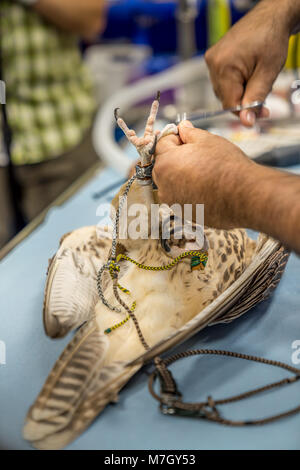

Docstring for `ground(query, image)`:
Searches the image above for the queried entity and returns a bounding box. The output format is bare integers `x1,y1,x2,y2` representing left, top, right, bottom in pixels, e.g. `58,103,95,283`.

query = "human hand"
205,0,297,126
153,121,257,229
154,119,300,254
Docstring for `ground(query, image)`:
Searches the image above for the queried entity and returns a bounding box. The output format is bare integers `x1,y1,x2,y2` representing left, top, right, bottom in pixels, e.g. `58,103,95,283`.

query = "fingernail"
181,120,194,128
246,111,256,126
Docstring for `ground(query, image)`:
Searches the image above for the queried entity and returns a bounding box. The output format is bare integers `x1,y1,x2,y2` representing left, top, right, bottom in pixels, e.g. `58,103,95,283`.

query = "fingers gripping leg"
157,123,179,141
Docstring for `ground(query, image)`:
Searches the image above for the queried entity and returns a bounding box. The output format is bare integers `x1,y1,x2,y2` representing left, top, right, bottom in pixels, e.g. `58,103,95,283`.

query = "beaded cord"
116,250,208,272
103,250,208,334
103,264,137,335
104,301,136,335
96,176,137,313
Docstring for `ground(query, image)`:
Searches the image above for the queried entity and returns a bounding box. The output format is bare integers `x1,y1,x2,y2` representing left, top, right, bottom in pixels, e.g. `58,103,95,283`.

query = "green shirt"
0,1,96,165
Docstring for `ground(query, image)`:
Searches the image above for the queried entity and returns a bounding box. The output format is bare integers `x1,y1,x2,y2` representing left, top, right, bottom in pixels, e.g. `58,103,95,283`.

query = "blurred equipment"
101,0,207,57
232,0,258,11
207,0,231,46
176,0,198,60
84,44,151,103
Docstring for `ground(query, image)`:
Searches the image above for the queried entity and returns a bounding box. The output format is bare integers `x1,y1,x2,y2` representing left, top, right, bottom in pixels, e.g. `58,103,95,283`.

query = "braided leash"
96,175,151,347
96,175,137,313
149,350,300,425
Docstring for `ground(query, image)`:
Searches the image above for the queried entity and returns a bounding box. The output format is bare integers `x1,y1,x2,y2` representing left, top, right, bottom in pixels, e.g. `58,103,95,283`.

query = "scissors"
176,101,264,123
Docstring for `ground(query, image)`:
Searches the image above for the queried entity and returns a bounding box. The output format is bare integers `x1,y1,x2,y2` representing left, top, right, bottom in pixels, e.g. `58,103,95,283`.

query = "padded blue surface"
0,166,300,450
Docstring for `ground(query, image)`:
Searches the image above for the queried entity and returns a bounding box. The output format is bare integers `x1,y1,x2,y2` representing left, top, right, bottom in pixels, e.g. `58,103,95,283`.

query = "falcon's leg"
115,92,173,164
144,91,160,137
114,111,142,148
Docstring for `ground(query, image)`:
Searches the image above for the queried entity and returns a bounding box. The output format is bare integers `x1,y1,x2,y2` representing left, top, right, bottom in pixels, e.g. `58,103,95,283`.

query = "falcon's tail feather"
23,318,141,450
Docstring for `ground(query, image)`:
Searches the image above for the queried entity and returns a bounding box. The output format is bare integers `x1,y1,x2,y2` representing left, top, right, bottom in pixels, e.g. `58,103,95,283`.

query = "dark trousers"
0,129,100,248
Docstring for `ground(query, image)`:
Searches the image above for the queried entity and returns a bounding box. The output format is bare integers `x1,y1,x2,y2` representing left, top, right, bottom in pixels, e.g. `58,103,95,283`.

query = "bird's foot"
115,92,178,166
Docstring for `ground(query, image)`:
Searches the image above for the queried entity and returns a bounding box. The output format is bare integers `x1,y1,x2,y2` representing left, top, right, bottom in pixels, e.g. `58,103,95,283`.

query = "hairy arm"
229,161,300,254
30,0,107,40
205,0,300,126
153,121,300,255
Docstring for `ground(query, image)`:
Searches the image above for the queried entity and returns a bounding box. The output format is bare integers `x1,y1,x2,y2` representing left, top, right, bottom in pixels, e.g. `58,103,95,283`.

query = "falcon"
23,94,280,450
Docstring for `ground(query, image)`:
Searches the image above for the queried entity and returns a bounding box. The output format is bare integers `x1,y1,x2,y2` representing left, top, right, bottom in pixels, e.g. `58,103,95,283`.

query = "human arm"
205,0,300,127
153,121,300,254
18,0,107,40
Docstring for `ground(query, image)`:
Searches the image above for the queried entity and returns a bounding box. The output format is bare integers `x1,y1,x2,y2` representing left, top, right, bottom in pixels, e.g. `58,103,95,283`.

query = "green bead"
191,257,201,267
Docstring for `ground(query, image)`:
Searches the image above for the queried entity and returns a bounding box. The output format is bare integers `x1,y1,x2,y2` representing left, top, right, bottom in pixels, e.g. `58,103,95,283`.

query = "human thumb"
240,68,273,127
178,120,208,144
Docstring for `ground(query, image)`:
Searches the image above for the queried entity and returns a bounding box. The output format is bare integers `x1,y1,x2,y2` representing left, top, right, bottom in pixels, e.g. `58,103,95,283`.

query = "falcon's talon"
114,108,120,122
149,135,158,156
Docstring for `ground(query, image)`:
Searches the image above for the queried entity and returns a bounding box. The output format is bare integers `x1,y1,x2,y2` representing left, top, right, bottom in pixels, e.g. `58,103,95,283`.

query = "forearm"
31,0,106,39
249,0,300,35
277,0,300,34
231,163,300,254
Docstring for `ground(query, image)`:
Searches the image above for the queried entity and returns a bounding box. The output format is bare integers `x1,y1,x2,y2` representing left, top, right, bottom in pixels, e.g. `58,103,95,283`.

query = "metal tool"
176,100,264,123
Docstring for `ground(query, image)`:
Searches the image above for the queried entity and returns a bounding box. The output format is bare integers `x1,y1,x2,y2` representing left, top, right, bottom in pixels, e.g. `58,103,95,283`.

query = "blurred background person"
0,0,107,248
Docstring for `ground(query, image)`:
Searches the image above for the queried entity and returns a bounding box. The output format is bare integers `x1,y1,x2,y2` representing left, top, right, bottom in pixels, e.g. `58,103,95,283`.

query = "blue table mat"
0,165,300,450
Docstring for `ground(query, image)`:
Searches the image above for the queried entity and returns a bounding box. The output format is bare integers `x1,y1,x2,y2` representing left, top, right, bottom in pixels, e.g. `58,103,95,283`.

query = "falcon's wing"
23,317,141,450
44,225,112,338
